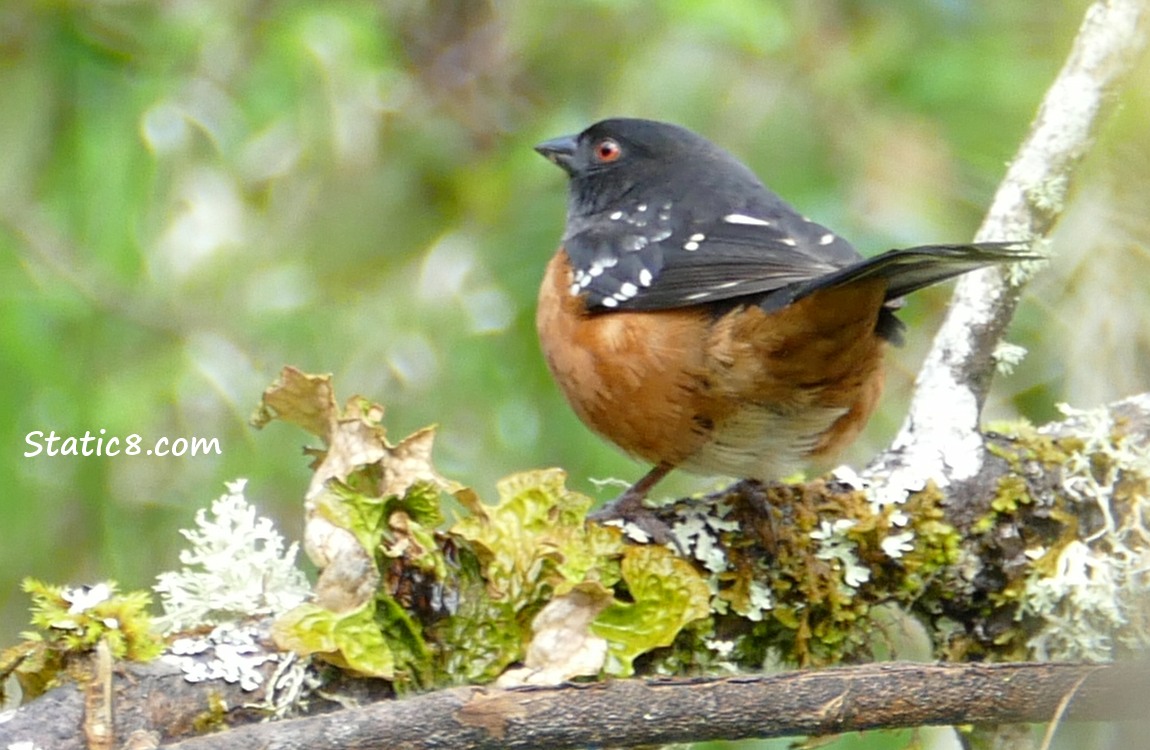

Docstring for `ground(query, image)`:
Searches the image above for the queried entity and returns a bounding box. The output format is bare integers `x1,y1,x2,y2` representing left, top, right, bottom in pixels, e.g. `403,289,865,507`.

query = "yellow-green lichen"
273,478,446,689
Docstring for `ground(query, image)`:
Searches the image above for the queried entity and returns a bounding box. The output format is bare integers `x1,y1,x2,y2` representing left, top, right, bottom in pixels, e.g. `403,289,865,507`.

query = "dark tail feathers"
769,241,1040,345
798,241,1040,302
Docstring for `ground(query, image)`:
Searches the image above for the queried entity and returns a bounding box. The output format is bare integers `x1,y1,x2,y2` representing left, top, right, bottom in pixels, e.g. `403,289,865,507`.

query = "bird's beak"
534,134,578,175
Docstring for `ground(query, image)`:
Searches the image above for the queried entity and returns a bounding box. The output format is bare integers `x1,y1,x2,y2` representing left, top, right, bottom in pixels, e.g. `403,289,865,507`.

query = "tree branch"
4,395,1148,749
879,0,1150,489
154,661,1148,750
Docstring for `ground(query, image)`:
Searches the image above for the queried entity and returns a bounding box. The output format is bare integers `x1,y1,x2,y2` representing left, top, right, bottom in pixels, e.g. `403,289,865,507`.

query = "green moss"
986,419,1084,466
674,480,963,667
991,475,1033,514
191,691,231,734
0,580,164,702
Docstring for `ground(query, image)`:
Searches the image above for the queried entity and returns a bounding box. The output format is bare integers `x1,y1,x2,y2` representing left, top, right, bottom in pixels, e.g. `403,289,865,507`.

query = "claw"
587,463,682,550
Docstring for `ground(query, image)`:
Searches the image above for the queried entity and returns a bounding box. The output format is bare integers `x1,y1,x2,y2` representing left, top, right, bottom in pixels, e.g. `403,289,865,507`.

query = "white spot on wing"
689,233,705,242
588,264,604,277
600,297,618,308
619,282,638,297
610,211,623,220
780,237,797,247
819,233,835,246
684,241,699,251
723,213,772,227
638,269,653,287
637,203,648,212
569,283,581,295
715,281,741,290
685,291,711,301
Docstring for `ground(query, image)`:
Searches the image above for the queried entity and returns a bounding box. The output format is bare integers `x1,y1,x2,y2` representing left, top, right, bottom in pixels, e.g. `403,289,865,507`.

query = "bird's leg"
587,462,677,545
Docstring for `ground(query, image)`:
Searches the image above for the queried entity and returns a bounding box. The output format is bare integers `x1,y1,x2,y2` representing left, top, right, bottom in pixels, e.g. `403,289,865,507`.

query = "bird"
533,117,1035,537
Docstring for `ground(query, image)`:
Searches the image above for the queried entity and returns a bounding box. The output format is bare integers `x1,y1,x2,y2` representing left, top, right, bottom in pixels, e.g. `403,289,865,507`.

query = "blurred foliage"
1,3,1148,746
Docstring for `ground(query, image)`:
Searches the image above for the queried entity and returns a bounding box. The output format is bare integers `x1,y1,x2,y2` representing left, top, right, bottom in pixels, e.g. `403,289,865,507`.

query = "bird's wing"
564,209,858,311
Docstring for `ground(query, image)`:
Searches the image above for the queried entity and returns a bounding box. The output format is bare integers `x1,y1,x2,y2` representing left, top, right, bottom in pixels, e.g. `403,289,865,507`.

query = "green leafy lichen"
273,599,397,680
273,478,443,689
592,545,710,676
441,469,627,682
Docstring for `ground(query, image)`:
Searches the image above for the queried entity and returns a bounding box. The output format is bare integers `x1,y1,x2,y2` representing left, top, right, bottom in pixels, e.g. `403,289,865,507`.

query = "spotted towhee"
535,118,1035,535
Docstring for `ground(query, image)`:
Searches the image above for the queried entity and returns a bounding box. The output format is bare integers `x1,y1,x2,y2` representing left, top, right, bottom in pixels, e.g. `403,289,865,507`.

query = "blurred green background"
2,1,1148,746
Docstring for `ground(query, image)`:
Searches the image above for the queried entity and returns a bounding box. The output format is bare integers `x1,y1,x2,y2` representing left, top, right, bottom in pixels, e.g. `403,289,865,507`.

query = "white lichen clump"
811,519,871,589
166,623,276,691
992,340,1029,376
154,479,311,633
670,504,775,620
838,466,921,562
1023,403,1150,661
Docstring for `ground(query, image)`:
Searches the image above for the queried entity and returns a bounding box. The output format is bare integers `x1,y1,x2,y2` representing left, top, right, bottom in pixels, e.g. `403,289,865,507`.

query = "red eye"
594,138,622,163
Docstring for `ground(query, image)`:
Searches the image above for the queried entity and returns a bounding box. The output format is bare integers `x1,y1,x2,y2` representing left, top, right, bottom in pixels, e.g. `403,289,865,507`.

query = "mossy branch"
3,387,1147,750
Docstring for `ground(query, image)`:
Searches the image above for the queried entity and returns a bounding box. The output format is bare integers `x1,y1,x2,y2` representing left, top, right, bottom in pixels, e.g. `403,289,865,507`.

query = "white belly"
681,402,849,480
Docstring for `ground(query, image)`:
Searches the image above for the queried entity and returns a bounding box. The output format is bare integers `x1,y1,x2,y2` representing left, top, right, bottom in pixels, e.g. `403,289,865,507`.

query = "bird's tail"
796,241,1041,302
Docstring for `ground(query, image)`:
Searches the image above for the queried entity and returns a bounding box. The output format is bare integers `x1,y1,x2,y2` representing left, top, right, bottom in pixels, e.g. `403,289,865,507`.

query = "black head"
535,118,767,218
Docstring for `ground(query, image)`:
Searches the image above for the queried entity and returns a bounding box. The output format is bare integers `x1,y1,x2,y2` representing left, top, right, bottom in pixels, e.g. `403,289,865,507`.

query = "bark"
3,659,1147,750
153,662,1148,750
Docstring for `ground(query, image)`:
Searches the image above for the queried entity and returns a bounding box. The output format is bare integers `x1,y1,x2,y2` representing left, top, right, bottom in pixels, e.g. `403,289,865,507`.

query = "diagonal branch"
878,0,1150,488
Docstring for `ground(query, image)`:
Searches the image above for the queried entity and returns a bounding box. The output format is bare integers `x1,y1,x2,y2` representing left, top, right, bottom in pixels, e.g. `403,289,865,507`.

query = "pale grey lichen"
258,652,321,719
672,504,739,575
881,530,917,559
668,503,774,620
866,471,923,511
163,621,319,712
811,519,871,589
46,583,115,632
165,623,276,691
736,580,774,622
1005,238,1050,286
154,479,311,633
992,341,1029,375
1022,403,1150,661
701,636,739,673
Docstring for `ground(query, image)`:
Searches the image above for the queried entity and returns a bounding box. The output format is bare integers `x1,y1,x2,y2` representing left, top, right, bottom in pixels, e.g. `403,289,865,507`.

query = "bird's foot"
586,463,680,547
587,489,678,548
